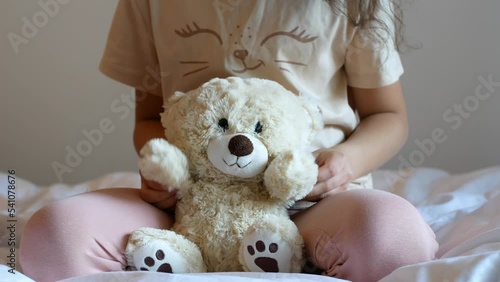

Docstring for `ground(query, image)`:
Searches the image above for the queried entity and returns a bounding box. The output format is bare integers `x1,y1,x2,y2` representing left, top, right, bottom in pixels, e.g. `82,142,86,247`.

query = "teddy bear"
125,77,323,274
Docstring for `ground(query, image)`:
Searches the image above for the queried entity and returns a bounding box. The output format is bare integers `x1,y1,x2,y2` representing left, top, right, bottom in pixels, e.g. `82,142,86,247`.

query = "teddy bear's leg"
239,215,304,273
126,227,207,273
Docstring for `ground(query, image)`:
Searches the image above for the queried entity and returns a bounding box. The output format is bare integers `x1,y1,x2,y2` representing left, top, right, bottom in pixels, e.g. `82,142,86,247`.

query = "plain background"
1,0,499,185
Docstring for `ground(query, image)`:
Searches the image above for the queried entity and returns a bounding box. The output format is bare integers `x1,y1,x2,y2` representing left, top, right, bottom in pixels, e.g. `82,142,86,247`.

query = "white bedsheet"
0,167,499,282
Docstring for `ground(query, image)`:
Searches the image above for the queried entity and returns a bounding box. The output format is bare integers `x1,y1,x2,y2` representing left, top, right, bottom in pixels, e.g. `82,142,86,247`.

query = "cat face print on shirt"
173,21,318,77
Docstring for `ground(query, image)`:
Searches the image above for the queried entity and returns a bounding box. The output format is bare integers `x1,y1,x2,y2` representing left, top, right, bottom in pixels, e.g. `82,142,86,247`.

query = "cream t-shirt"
99,0,404,189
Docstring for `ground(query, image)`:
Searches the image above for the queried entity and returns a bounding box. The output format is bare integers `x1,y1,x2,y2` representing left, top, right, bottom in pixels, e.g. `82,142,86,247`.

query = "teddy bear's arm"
139,138,191,192
263,151,318,202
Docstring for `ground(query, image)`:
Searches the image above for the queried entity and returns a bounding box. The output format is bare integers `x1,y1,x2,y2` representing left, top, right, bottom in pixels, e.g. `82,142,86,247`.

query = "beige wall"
1,0,136,185
1,0,499,185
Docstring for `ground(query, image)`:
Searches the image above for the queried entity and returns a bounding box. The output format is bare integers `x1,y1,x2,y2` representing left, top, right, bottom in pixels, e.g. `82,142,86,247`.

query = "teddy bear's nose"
228,135,254,157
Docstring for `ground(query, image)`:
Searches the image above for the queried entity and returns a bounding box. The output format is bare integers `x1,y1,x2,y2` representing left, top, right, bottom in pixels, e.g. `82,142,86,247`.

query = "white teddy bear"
126,77,323,273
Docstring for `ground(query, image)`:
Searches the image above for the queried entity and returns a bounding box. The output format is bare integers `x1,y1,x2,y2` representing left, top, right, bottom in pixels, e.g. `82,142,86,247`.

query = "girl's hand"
303,148,354,201
140,172,178,210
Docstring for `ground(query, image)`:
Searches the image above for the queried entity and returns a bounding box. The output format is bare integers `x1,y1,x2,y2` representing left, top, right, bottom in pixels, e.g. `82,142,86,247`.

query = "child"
20,1,438,281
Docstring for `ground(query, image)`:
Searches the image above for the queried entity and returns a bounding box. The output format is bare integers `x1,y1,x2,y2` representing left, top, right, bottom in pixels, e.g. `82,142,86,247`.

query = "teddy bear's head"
161,77,322,182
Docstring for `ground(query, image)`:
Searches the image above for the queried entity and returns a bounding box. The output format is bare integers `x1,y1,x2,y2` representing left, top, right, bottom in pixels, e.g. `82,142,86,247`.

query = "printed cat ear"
298,95,324,141
302,101,323,131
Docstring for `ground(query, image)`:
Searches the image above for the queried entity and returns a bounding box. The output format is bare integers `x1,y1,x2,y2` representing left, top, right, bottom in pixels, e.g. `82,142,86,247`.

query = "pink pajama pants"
19,188,438,282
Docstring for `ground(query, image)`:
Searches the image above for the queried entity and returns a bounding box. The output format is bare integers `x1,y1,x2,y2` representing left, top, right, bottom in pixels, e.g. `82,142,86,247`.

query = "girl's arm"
134,90,165,153
304,81,408,201
135,90,178,210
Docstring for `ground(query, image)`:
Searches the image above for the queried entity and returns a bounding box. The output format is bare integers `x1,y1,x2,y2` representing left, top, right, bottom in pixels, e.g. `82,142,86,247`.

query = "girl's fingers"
304,170,352,201
142,189,178,210
319,184,349,199
315,153,345,182
316,165,334,183
153,195,178,210
304,182,348,201
140,187,165,203
147,181,168,191
141,176,168,191
140,172,178,209
303,183,328,201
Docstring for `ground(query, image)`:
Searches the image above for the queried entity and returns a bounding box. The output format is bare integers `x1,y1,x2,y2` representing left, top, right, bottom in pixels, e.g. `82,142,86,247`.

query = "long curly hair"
325,0,406,51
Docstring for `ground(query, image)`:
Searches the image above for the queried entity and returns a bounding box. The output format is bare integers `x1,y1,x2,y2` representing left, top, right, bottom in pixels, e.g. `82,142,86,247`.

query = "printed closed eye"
260,27,317,46
175,22,223,77
260,27,318,73
175,22,223,45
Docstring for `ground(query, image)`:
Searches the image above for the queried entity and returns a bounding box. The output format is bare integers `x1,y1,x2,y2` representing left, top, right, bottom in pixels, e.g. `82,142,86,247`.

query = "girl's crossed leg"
20,188,173,282
293,189,438,282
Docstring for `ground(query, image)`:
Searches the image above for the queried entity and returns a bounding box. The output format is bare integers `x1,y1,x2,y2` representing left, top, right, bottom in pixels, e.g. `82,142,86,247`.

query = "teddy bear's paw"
240,230,293,272
132,240,189,273
264,151,318,201
139,138,190,188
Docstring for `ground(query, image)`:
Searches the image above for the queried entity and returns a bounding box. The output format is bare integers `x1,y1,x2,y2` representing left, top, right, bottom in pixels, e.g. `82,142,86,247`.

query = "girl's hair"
326,0,405,51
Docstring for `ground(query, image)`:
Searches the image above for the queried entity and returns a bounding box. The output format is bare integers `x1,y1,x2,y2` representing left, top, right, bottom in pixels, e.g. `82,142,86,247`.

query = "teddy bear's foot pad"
132,241,188,273
139,249,173,273
246,240,280,272
241,231,293,272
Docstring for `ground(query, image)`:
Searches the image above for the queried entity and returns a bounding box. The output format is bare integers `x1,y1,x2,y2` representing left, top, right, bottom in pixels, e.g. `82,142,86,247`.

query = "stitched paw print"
139,249,173,273
246,240,280,272
240,220,301,273
129,233,203,273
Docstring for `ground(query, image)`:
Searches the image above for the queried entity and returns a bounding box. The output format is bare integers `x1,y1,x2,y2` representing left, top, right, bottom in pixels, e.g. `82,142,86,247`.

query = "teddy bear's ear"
164,91,187,114
168,91,187,104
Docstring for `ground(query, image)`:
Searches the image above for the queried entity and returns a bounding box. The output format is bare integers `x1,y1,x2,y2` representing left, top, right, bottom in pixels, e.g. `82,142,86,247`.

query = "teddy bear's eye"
254,121,263,134
218,118,229,132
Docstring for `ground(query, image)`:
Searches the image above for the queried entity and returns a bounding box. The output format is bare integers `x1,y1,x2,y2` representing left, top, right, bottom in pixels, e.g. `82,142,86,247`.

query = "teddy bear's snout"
228,135,254,157
207,133,269,178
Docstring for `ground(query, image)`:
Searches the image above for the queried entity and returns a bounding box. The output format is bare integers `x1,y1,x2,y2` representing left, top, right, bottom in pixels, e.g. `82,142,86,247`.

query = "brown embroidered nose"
233,49,249,61
228,135,254,157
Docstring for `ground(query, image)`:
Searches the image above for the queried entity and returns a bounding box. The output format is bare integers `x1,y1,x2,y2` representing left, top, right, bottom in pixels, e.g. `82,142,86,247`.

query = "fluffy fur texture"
126,77,322,273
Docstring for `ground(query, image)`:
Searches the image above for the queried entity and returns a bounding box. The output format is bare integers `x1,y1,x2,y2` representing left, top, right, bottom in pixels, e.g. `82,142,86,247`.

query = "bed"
1,167,499,282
